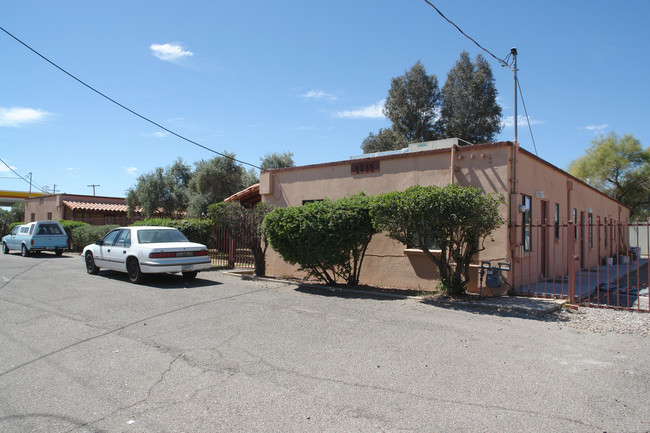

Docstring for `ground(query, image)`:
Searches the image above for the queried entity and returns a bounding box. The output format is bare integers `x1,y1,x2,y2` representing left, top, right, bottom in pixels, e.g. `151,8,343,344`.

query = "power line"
0,157,48,193
422,0,510,68
0,26,262,170
516,77,538,155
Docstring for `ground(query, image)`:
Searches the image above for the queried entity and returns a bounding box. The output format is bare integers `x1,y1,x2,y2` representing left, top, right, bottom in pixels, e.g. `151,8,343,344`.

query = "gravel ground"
557,303,650,335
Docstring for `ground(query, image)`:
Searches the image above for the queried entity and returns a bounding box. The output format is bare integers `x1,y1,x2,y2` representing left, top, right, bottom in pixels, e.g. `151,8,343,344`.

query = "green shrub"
371,184,505,295
58,220,89,249
131,218,213,245
265,194,376,286
72,225,119,250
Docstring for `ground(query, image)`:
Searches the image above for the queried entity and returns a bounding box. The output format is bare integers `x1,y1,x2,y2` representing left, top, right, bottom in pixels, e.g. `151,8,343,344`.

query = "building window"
554,203,560,240
522,194,532,252
573,208,578,240
105,214,116,224
604,218,608,247
588,212,593,248
47,212,52,221
30,213,36,222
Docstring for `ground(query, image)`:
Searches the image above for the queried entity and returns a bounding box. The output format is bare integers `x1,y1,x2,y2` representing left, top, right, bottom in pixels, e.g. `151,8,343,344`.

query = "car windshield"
137,229,190,244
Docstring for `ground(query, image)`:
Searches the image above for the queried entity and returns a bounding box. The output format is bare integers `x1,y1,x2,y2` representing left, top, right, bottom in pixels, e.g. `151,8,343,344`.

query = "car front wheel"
2,243,8,254
127,258,144,284
21,245,29,257
85,252,100,275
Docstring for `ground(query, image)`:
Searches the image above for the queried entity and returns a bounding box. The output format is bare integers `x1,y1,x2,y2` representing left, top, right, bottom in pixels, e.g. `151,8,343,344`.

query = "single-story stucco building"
24,193,138,226
257,139,629,294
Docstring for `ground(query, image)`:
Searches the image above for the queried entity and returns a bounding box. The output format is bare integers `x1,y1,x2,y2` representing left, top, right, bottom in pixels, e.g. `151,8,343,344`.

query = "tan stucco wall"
24,195,64,222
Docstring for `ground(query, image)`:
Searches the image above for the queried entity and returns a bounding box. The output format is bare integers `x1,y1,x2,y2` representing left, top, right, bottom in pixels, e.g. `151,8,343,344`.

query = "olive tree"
371,184,505,295
207,201,273,277
264,194,377,286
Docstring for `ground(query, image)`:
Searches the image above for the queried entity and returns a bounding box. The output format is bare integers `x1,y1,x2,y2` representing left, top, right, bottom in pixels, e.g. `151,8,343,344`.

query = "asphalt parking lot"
1,252,648,432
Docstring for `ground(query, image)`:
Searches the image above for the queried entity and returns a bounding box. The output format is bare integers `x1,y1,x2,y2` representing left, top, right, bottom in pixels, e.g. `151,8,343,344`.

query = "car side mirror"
95,240,103,246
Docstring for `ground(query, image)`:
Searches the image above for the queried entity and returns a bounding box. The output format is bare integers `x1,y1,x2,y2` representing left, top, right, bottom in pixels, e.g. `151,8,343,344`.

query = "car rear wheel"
182,271,198,280
85,252,100,275
127,258,144,284
2,242,8,254
21,245,29,257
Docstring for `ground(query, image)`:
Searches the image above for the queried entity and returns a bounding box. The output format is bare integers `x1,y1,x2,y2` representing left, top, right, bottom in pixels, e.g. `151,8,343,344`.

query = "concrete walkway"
513,259,649,306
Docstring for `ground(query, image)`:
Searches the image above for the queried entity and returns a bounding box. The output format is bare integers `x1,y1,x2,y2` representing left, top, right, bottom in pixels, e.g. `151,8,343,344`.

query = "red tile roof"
224,183,260,204
63,200,128,213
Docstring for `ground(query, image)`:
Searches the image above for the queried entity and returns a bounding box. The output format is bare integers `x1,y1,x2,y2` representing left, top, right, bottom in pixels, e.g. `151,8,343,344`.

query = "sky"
1,0,649,200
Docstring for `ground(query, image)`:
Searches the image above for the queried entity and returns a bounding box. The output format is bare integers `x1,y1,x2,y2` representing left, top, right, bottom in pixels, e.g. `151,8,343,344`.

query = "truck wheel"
55,249,63,257
21,245,29,257
127,258,144,284
85,252,100,275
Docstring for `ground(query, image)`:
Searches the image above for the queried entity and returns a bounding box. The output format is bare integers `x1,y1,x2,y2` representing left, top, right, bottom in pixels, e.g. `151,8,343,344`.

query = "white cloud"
0,163,16,173
502,115,544,128
583,124,609,132
334,100,386,119
150,43,194,62
301,90,337,101
125,167,138,176
0,107,51,127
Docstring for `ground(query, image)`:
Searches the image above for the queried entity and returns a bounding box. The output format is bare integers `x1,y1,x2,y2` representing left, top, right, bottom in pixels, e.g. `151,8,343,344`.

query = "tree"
187,153,247,217
126,157,191,219
207,201,273,276
265,194,377,286
438,51,503,144
384,61,442,144
371,184,505,295
261,151,295,170
569,133,650,219
361,128,407,154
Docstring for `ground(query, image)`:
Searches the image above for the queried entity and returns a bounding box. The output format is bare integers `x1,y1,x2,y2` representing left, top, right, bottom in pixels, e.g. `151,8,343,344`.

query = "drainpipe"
450,145,456,184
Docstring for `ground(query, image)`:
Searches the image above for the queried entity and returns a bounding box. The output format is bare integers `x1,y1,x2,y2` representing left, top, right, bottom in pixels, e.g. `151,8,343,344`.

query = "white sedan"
82,226,211,283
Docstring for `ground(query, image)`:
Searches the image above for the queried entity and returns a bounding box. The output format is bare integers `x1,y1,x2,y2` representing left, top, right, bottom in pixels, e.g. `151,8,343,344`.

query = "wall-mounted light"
518,204,527,213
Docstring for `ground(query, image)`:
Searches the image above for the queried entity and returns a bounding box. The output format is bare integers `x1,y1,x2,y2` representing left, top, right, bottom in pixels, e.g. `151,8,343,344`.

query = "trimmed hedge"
71,225,119,251
58,220,89,249
131,218,213,245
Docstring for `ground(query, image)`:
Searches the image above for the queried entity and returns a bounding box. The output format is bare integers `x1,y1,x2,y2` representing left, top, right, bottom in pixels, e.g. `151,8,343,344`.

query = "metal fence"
208,223,255,269
509,218,649,311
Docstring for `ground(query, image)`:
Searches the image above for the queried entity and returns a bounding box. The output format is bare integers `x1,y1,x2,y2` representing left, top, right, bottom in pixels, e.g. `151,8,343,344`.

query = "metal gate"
209,224,255,269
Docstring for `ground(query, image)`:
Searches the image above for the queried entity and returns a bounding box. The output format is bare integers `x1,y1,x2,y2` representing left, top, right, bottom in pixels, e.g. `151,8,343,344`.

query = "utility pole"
28,172,32,198
52,184,59,194
87,184,100,196
511,47,518,145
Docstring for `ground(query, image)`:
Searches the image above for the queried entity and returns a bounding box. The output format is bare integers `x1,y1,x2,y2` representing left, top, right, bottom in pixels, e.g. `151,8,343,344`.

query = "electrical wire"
422,0,540,154
422,0,510,69
0,26,261,170
0,157,49,193
516,77,538,155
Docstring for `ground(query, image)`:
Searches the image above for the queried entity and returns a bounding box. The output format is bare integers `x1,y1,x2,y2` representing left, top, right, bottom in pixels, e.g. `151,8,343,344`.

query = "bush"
371,184,505,295
72,225,119,251
58,220,89,249
131,218,213,245
265,194,376,286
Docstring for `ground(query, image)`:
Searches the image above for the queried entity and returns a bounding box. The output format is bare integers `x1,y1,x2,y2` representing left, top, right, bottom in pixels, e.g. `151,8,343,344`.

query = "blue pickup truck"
2,221,68,257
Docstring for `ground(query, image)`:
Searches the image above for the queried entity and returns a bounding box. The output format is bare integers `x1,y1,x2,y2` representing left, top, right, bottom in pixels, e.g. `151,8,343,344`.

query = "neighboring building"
224,183,261,208
258,139,629,294
24,194,139,226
